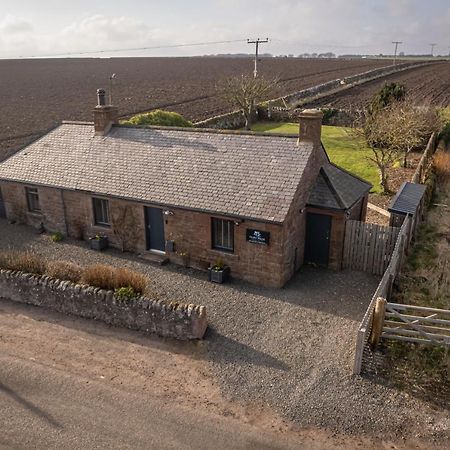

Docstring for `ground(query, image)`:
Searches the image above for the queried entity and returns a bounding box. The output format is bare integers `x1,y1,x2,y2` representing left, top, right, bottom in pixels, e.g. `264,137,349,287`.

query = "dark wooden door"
145,207,165,252
304,213,332,266
0,188,6,219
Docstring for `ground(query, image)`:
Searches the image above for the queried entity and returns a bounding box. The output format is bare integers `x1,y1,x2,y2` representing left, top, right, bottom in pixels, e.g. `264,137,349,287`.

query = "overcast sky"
0,0,449,58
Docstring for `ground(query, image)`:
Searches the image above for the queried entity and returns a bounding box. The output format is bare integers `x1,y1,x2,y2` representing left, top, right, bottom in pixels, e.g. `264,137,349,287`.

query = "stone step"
138,252,169,266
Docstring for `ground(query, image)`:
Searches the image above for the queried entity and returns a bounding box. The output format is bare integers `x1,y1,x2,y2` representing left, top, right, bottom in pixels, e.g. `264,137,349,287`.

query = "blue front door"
145,207,165,252
304,212,331,266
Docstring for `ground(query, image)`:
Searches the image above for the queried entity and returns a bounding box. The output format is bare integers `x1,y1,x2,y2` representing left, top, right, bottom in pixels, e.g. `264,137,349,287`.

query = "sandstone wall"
0,269,207,339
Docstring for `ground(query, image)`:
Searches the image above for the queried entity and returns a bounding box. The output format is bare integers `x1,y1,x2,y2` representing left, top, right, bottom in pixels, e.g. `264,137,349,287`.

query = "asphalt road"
1,353,306,450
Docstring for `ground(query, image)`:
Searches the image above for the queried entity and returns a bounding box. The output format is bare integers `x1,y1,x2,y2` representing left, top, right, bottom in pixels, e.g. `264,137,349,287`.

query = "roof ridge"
62,121,94,125
114,123,299,139
328,161,372,187
320,167,346,209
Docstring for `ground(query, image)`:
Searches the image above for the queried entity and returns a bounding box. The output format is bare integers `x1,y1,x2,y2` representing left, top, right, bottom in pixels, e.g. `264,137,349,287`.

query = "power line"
247,38,269,77
18,38,249,59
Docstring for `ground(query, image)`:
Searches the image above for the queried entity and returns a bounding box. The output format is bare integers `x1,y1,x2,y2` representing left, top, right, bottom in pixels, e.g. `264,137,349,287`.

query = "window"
26,187,40,212
212,218,234,252
93,197,110,226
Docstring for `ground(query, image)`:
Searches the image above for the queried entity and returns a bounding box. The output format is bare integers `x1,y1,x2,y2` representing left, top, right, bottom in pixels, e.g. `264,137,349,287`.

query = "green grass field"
251,122,381,193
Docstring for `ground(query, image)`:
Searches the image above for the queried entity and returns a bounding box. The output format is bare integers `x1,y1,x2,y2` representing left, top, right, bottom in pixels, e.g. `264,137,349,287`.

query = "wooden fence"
353,216,411,374
343,220,400,276
411,132,437,184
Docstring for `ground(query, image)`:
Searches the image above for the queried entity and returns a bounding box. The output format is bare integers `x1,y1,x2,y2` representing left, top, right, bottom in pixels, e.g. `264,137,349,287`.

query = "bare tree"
351,110,399,194
374,101,441,168
217,75,278,130
353,99,442,194
111,204,140,252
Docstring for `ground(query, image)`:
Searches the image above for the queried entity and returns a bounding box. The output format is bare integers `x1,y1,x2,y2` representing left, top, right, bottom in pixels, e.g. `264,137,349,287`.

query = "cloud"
0,2,448,58
0,15,36,57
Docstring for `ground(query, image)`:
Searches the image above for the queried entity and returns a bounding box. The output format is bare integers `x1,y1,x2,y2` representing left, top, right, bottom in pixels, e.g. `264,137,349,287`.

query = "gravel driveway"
1,220,448,444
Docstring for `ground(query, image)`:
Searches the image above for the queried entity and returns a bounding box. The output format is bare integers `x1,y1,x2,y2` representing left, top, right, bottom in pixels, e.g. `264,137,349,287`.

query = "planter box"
208,266,230,284
90,236,109,251
165,240,175,253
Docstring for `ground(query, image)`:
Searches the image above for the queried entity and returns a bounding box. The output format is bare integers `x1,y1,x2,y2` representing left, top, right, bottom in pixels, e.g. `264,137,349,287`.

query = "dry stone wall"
194,61,434,130
0,269,207,339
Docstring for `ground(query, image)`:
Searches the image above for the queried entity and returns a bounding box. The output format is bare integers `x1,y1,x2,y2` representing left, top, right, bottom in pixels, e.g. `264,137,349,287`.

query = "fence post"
369,297,386,349
353,328,366,375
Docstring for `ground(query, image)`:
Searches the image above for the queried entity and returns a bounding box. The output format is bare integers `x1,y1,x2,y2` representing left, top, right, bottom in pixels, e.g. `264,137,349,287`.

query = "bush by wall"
0,251,47,275
82,264,147,294
121,110,193,127
0,252,148,295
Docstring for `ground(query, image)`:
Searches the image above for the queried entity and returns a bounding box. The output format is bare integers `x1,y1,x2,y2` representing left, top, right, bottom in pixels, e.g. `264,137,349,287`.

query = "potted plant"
89,234,109,251
208,257,230,284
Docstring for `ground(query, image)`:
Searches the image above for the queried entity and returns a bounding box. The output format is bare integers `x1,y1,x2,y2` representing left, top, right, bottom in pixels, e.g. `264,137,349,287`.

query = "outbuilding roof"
307,163,372,210
0,122,315,223
388,182,427,215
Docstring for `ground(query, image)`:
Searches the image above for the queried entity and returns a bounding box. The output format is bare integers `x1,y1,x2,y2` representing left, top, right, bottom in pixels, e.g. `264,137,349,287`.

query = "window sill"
92,224,111,230
210,248,238,258
26,211,43,218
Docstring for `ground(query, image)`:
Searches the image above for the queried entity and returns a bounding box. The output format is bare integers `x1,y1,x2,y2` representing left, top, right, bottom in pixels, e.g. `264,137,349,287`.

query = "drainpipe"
60,189,69,236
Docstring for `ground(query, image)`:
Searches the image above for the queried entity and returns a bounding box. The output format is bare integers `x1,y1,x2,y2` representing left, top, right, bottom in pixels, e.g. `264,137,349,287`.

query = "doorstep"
138,251,169,266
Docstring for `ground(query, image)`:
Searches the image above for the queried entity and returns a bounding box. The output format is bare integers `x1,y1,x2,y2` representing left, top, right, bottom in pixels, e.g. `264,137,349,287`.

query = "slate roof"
307,163,372,210
0,123,315,223
388,182,426,215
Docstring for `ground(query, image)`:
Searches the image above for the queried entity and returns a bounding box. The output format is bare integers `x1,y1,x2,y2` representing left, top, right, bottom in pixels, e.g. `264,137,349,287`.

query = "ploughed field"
0,57,390,160
306,62,450,109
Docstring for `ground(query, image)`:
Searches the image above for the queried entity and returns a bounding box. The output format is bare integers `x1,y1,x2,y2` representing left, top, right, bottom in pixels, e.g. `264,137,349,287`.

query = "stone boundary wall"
194,110,246,130
260,107,357,127
278,60,432,108
194,60,436,130
0,269,207,340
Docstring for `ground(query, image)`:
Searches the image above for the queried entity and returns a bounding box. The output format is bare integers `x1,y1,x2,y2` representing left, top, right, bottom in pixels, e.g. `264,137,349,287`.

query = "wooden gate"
370,299,450,347
383,302,450,346
343,220,400,275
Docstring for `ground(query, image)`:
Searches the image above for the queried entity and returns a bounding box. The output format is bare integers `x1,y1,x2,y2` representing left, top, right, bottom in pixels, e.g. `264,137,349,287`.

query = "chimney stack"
93,88,118,136
298,109,323,145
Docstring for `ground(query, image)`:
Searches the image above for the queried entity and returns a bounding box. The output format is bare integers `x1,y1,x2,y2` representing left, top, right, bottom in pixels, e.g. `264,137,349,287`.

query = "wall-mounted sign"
246,229,270,245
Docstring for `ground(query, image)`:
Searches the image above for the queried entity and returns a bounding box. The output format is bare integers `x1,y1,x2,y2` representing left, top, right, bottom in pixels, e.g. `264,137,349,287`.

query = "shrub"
82,264,115,290
438,122,450,145
433,151,450,183
51,232,63,242
121,110,192,127
320,108,338,124
46,261,82,283
113,268,147,294
0,251,47,275
114,286,138,301
82,264,147,294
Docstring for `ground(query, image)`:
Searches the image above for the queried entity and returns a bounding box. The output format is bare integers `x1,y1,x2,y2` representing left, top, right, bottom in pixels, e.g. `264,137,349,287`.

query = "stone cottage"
0,91,371,287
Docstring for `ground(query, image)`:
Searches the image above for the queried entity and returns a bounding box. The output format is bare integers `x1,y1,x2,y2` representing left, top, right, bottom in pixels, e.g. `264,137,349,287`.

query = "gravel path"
0,220,448,444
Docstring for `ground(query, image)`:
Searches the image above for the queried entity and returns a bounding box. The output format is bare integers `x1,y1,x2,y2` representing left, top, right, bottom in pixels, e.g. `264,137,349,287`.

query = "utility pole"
429,43,437,56
392,41,402,66
247,38,269,77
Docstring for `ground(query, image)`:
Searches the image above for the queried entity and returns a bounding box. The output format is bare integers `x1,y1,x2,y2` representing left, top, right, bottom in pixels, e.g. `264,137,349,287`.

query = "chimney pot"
298,109,323,145
97,88,106,107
